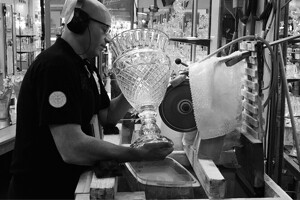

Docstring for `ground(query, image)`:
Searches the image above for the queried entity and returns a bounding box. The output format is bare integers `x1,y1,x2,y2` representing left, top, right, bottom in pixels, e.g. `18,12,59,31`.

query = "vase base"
130,134,174,148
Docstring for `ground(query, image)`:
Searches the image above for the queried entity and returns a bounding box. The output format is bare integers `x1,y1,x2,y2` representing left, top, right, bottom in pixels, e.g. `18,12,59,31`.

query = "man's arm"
50,124,173,166
98,93,132,126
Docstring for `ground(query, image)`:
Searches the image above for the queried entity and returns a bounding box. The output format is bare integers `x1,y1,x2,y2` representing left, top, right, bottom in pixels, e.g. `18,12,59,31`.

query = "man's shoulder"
40,43,74,61
36,46,78,69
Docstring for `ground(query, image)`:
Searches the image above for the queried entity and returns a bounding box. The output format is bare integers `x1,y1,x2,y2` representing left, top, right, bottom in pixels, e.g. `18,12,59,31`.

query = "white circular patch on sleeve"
49,91,67,108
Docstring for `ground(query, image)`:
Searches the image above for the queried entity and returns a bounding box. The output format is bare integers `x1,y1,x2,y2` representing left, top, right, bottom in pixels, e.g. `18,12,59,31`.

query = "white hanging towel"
189,52,246,140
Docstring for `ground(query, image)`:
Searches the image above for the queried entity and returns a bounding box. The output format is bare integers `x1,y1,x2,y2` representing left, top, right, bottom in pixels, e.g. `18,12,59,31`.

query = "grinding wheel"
159,80,197,132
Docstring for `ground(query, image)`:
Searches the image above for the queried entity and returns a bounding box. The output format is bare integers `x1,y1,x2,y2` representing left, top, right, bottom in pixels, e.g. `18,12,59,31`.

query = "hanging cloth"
189,54,246,140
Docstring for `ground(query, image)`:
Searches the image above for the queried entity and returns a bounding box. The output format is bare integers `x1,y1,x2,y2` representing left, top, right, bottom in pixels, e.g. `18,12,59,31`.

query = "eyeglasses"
89,17,111,35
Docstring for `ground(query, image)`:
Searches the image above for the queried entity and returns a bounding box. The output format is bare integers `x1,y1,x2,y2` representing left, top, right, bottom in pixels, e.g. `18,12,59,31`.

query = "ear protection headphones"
67,0,90,34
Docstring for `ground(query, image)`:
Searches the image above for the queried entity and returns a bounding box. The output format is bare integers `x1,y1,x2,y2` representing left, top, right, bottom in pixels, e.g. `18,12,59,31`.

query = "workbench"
0,124,16,156
74,123,293,200
0,115,293,199
0,119,292,199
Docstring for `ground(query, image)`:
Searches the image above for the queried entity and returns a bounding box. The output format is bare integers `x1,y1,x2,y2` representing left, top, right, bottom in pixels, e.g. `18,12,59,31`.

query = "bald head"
61,0,111,27
61,0,111,59
81,0,111,26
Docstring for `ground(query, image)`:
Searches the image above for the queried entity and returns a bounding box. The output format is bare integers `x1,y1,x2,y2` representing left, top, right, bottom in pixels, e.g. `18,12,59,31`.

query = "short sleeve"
36,64,82,126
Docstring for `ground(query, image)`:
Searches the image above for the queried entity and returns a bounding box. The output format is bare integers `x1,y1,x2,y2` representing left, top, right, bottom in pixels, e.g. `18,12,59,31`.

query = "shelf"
17,51,35,53
288,39,300,44
169,37,210,47
16,35,36,37
285,116,300,119
287,78,300,82
290,58,300,63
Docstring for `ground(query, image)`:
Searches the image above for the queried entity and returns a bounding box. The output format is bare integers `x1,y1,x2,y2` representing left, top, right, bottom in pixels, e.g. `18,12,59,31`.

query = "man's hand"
138,142,174,161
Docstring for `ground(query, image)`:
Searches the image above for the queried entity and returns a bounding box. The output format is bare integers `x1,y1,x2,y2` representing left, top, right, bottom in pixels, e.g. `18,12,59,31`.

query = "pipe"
190,0,198,62
269,34,300,47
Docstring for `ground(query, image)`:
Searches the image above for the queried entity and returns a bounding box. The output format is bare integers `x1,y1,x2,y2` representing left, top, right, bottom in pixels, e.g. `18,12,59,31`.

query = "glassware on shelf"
285,95,300,157
110,28,173,148
295,63,300,78
287,47,293,64
286,63,300,79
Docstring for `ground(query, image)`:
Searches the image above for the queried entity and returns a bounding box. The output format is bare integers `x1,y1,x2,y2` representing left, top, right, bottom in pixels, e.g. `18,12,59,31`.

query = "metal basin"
123,156,202,199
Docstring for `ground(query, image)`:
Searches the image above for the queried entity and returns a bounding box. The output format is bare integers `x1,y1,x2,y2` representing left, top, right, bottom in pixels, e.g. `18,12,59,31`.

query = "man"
8,0,173,199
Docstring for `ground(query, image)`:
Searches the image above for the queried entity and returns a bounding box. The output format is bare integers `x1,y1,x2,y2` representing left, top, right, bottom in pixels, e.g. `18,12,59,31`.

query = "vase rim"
112,48,165,65
110,28,169,41
109,28,170,60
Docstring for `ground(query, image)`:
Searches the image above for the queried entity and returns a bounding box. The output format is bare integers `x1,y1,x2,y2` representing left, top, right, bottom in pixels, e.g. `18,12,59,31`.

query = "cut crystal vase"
110,28,173,148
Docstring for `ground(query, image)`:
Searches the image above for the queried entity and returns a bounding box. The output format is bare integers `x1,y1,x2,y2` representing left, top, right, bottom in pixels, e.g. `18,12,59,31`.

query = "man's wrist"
128,146,143,162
